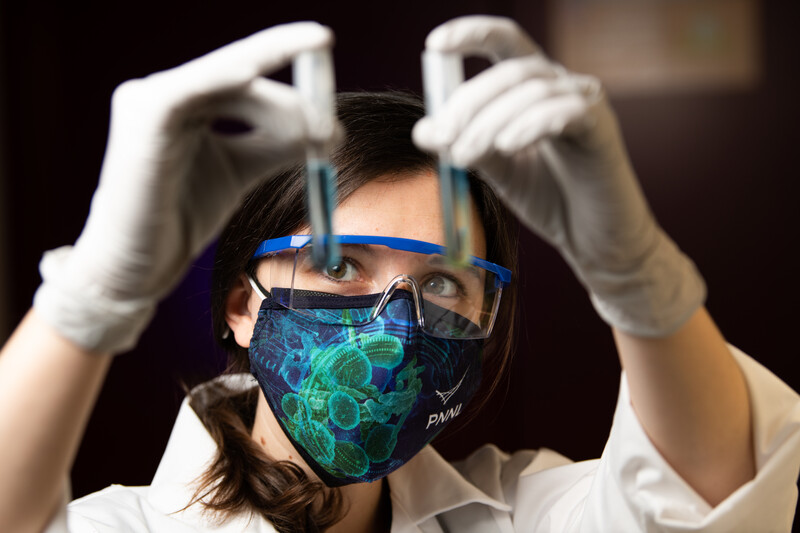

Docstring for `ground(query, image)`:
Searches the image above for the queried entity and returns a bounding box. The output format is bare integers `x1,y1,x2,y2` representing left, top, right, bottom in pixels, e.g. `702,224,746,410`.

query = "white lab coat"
46,346,800,532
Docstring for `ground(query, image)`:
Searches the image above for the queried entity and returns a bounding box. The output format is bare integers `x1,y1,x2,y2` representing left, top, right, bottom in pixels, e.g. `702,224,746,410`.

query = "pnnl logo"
425,372,467,430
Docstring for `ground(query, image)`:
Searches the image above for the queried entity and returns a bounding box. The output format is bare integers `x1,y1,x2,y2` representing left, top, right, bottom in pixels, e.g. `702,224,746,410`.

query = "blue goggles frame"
252,234,512,288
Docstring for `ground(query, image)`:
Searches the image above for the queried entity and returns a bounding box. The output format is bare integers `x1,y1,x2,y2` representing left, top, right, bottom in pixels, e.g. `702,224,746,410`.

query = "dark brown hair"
191,91,518,532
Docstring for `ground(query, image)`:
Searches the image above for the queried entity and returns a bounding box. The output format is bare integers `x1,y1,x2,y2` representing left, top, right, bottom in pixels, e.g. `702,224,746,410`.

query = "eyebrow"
339,243,378,256
299,243,376,259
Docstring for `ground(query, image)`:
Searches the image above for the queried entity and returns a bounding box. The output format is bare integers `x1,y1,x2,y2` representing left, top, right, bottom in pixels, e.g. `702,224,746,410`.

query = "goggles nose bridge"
369,274,426,327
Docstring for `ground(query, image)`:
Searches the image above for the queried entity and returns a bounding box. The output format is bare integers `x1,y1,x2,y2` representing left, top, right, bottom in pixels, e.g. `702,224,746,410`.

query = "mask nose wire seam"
369,275,425,328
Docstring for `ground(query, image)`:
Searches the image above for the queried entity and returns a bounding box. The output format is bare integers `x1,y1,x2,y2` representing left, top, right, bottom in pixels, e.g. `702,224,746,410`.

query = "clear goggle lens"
249,236,511,340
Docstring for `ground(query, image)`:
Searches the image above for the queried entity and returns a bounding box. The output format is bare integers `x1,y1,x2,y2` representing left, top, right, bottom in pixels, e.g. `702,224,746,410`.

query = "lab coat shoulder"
45,484,155,533
46,481,278,533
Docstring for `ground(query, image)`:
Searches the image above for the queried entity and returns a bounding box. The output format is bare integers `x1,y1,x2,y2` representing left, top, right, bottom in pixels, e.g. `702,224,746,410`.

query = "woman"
0,15,798,533
195,89,517,531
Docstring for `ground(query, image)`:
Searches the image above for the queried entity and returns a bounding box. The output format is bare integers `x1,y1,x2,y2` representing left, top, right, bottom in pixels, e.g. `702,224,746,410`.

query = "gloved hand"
33,22,337,354
413,16,705,337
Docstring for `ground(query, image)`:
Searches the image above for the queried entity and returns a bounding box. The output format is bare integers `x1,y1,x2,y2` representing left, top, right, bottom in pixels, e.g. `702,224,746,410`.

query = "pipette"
422,50,471,266
293,48,340,269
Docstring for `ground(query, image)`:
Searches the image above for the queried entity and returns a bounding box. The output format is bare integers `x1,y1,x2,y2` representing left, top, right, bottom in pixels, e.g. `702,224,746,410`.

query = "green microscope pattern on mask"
278,311,425,478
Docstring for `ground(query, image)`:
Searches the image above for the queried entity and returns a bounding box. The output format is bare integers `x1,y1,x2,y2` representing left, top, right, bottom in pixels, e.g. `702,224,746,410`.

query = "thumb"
412,116,447,154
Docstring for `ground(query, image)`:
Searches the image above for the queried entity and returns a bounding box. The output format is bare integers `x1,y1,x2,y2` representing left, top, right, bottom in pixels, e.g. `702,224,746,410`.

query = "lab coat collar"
147,373,510,530
388,445,512,528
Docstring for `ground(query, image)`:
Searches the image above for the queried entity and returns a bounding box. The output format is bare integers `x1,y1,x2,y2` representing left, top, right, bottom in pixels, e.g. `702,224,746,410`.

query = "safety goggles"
248,235,512,340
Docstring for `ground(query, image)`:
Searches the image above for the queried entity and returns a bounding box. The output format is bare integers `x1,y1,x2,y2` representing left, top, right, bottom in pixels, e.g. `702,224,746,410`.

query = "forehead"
330,171,487,258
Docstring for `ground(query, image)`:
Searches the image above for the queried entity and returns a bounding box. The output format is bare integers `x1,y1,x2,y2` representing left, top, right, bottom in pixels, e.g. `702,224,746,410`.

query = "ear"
225,274,260,349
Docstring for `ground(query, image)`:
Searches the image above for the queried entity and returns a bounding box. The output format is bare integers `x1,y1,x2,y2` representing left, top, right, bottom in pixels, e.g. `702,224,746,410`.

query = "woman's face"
227,170,487,480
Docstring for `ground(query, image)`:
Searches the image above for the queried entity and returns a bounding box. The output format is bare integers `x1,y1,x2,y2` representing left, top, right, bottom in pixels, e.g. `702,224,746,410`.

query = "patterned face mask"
248,288,483,486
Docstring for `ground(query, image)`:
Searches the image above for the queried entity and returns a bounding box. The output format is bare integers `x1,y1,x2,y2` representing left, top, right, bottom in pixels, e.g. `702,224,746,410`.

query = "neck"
327,478,391,533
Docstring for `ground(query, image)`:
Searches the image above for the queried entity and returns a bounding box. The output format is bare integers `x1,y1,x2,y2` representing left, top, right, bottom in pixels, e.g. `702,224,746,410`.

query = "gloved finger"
449,76,580,167
205,78,309,168
416,55,559,150
425,15,539,62
143,22,334,105
206,76,338,150
494,73,605,154
411,116,439,153
494,93,589,155
186,79,311,225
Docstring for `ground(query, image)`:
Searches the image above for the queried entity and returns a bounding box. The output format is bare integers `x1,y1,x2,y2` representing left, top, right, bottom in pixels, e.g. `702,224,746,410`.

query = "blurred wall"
1,0,797,511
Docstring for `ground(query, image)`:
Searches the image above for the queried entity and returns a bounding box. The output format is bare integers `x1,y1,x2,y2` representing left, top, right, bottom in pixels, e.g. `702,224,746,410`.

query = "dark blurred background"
1,0,798,515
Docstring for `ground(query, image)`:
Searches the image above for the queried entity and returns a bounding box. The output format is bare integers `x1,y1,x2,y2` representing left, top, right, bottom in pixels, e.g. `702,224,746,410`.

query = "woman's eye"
325,260,357,281
423,275,458,297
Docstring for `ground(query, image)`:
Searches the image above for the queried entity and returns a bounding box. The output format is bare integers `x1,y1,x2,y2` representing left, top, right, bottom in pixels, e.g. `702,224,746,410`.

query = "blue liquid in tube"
305,158,340,269
438,161,472,266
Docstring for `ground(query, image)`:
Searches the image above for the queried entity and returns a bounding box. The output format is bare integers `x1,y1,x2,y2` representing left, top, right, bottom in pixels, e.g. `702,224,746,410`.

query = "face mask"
248,288,483,487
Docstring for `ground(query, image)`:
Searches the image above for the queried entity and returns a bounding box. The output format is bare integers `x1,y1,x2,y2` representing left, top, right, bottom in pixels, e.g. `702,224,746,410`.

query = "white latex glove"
33,22,337,353
413,16,705,337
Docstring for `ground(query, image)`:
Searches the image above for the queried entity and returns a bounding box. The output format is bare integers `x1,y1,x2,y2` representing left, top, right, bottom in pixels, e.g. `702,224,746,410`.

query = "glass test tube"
293,48,340,269
422,50,471,266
